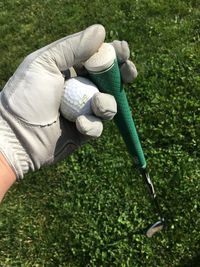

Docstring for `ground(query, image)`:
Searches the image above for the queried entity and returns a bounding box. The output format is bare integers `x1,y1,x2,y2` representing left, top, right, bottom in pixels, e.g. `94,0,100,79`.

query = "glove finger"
111,40,138,83
120,60,138,84
76,115,103,138
41,24,105,72
111,40,130,63
91,92,117,120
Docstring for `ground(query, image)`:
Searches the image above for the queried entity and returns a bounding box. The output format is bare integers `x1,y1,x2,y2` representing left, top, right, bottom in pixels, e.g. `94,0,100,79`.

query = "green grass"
0,0,200,266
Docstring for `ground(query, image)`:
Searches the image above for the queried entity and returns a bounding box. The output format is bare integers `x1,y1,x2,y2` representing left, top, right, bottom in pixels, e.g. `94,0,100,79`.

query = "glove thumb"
40,24,106,72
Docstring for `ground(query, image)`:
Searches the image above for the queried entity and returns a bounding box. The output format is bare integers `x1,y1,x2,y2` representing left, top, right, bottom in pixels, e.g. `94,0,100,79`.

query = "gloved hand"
0,24,137,180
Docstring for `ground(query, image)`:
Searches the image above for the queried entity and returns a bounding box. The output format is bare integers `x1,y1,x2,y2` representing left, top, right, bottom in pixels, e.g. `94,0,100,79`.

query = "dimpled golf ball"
60,76,99,122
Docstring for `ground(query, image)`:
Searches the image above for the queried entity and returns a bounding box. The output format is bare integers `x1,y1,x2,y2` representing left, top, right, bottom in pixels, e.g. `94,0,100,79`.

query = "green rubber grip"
88,60,147,169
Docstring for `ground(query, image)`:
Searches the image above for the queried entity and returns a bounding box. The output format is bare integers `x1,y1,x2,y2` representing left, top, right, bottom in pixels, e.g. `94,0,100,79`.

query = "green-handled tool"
84,43,164,237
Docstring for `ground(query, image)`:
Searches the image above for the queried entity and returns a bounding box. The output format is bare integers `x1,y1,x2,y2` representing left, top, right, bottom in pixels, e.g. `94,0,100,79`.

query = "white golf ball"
60,76,99,122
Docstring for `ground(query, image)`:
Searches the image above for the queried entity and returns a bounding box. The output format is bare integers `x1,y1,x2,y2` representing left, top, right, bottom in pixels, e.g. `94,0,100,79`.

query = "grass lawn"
0,0,199,266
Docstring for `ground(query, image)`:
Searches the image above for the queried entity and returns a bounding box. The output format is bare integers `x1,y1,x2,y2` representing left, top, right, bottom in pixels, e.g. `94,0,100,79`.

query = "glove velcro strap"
0,113,31,180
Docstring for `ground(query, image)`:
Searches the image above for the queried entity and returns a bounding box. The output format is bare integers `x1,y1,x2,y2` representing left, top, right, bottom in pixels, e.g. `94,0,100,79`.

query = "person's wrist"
0,153,16,179
0,152,16,202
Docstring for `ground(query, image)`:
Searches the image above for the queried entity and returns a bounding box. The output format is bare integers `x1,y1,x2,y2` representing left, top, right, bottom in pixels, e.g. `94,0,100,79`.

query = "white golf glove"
0,24,137,179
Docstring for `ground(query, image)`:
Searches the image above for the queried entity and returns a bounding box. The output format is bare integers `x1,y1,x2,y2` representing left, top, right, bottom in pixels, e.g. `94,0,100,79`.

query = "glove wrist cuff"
0,112,30,180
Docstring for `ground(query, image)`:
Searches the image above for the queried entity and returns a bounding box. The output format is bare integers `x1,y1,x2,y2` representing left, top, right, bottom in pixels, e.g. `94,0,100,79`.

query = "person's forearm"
0,153,16,202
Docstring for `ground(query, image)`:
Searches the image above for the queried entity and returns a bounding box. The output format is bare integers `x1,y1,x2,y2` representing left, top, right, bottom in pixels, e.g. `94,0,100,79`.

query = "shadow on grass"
177,253,200,267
